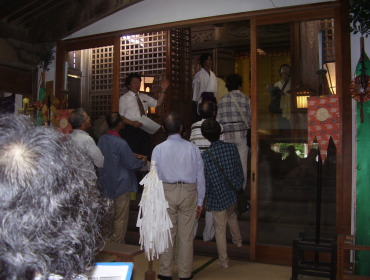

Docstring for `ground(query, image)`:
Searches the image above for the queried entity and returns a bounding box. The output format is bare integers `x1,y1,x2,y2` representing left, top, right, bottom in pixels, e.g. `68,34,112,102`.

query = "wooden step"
99,242,144,262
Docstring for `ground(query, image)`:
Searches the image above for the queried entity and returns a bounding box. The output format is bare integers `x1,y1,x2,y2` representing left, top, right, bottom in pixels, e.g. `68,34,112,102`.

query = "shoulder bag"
205,150,250,215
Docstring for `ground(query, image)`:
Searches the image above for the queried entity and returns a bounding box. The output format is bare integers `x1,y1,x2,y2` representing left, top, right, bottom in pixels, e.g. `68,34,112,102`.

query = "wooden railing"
337,235,370,280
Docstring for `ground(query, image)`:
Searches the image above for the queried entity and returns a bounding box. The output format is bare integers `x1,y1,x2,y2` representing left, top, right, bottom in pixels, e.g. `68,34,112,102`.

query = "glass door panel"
256,20,336,246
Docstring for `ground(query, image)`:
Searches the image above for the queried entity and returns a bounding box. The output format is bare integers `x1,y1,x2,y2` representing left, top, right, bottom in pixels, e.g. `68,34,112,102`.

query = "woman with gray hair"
0,114,110,280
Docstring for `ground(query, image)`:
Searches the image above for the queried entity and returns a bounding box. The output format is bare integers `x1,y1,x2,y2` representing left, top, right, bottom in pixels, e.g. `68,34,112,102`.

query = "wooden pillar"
112,36,121,112
334,0,352,236
55,40,66,101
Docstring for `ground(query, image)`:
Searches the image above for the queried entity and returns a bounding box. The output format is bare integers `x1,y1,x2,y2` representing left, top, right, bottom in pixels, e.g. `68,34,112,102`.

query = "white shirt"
192,68,217,102
119,90,157,120
70,129,104,168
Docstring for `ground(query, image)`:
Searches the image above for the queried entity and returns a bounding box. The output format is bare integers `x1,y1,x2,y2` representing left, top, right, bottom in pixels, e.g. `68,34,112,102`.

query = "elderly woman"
0,114,110,280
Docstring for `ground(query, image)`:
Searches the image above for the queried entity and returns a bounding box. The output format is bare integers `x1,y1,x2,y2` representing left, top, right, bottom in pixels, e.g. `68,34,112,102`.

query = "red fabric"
106,130,121,137
307,95,340,161
56,109,73,134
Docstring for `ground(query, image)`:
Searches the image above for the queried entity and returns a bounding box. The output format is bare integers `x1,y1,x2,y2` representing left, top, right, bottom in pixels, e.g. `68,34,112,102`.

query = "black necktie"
135,94,145,116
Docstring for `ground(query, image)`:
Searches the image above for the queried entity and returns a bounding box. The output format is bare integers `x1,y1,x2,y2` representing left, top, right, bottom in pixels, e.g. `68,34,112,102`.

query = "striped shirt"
190,119,225,152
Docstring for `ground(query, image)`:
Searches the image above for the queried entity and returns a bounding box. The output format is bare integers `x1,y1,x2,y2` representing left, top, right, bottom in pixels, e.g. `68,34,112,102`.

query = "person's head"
69,108,91,130
279,64,291,79
163,112,182,135
201,118,221,142
288,145,296,155
0,114,109,279
225,74,243,91
199,101,216,120
106,112,124,130
199,53,213,68
124,73,142,93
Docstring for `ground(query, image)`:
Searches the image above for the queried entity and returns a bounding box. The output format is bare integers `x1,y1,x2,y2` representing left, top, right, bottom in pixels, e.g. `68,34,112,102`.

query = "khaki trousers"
160,183,197,279
212,203,242,265
224,134,249,190
112,192,131,244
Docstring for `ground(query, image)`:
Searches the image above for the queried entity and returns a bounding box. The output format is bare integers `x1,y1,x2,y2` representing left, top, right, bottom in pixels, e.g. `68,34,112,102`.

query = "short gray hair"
69,108,86,129
0,114,110,279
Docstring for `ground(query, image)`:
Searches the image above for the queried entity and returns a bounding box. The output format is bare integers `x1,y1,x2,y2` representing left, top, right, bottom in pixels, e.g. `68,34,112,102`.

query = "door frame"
249,1,351,264
56,0,351,265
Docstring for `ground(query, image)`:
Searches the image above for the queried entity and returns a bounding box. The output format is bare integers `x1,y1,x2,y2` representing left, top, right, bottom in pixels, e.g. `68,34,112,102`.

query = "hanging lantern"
349,37,370,122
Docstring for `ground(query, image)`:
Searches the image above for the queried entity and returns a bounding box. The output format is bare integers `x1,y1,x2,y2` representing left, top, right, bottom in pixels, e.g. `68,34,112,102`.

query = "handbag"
205,150,250,215
268,78,289,114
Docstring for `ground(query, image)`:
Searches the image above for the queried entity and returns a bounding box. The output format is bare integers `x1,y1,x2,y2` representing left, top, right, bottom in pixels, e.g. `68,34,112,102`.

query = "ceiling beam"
8,0,57,25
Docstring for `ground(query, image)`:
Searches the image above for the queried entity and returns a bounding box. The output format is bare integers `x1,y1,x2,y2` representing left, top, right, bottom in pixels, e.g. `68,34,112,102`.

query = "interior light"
140,76,155,92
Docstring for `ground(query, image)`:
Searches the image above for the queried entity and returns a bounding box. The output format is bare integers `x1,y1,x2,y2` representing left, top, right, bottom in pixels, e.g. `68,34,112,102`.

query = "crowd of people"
0,53,251,280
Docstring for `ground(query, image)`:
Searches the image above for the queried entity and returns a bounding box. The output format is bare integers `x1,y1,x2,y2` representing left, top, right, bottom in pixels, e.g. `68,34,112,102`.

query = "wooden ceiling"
0,0,290,69
0,0,142,44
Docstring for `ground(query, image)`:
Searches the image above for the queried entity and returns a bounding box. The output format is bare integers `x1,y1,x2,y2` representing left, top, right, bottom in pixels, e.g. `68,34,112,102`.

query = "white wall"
351,34,370,74
66,0,333,40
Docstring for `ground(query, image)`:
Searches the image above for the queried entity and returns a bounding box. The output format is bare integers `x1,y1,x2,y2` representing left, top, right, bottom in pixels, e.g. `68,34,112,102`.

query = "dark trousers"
121,125,151,160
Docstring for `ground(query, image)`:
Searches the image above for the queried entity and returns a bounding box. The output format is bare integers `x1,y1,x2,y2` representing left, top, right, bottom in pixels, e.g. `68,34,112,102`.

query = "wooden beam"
2,0,43,22
55,40,66,101
62,1,340,52
250,16,258,261
112,36,120,112
64,36,116,52
334,0,352,235
255,5,337,26
6,0,56,24
19,1,64,26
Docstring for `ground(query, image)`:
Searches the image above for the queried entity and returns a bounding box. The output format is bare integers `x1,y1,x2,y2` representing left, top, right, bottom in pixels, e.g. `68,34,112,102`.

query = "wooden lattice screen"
90,46,113,121
321,19,335,63
89,32,167,121
120,32,167,87
88,29,193,147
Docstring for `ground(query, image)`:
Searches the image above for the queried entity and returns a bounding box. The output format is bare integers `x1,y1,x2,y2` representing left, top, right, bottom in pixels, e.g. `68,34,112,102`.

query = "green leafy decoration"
350,0,370,37
37,47,55,71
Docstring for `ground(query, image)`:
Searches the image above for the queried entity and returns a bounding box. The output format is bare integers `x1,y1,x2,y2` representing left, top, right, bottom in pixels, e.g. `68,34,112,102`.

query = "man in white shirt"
69,108,104,169
119,73,169,158
192,53,217,119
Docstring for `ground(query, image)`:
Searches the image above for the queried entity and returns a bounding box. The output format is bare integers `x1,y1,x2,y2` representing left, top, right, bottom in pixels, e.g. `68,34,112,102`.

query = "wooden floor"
97,251,328,280
117,184,336,279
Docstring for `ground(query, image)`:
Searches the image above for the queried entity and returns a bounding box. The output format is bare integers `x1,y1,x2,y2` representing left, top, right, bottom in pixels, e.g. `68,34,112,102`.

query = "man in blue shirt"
98,112,147,244
152,112,205,280
201,118,243,269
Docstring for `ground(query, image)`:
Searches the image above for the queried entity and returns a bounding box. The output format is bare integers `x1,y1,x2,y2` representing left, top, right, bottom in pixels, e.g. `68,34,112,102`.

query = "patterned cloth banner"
307,95,340,161
56,109,73,134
